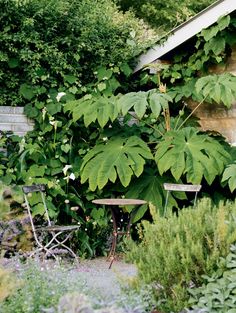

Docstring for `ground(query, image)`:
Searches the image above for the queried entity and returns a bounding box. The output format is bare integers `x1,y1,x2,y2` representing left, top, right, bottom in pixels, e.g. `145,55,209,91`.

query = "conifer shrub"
126,198,236,312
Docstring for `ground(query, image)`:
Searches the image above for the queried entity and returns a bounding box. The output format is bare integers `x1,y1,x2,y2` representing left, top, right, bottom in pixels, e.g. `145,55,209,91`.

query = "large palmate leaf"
65,89,173,128
125,169,188,222
117,91,148,118
64,95,119,128
80,136,153,191
117,89,173,119
222,163,236,192
155,127,231,185
195,74,236,108
125,169,178,221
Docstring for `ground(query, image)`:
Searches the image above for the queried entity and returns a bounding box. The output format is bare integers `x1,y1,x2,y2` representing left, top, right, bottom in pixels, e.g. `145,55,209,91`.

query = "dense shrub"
0,0,152,106
126,199,236,312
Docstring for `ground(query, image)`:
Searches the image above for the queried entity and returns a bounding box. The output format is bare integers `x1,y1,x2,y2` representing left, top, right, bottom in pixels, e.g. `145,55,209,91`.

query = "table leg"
108,207,133,268
108,207,118,269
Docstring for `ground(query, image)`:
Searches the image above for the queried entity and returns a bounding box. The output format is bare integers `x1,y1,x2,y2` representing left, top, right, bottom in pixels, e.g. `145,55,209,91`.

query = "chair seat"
36,225,80,232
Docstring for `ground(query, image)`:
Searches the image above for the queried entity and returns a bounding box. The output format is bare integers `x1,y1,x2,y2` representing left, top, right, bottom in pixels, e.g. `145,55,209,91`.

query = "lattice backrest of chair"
163,183,202,216
22,184,51,239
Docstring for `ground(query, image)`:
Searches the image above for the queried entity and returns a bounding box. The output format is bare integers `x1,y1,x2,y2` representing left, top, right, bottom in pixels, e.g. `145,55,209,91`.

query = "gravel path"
74,257,137,298
0,256,137,300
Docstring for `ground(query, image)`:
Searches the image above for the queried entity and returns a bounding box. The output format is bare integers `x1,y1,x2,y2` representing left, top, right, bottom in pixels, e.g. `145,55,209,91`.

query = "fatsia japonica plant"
64,72,235,221
1,70,235,255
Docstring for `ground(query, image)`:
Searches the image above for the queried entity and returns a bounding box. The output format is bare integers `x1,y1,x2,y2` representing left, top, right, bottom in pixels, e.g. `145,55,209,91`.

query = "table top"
92,198,147,206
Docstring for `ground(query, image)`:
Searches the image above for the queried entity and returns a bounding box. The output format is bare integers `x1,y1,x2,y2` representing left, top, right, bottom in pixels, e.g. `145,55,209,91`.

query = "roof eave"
134,0,236,73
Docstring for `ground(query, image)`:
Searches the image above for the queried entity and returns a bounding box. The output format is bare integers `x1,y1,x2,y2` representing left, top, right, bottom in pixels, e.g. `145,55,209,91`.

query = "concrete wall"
0,106,34,136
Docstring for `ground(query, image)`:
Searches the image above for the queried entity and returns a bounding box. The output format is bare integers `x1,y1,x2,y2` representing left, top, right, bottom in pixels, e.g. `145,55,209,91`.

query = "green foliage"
125,169,167,220
1,0,236,259
160,14,236,88
222,163,236,192
1,83,233,233
126,199,236,312
65,88,174,127
195,73,236,108
64,95,119,128
81,136,153,191
118,89,173,119
116,0,214,31
0,0,149,106
0,124,112,258
188,245,236,312
155,127,231,184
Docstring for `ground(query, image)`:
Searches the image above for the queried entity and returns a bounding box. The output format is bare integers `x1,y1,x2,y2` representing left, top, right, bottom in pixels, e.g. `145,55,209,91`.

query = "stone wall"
0,106,34,136
189,101,236,145
189,45,236,145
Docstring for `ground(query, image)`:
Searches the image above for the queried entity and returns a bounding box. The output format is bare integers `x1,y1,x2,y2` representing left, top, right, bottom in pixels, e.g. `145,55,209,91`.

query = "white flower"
69,173,76,180
102,137,108,141
71,206,79,211
42,107,47,121
63,165,72,176
56,92,66,102
19,138,26,153
64,199,69,204
49,120,58,130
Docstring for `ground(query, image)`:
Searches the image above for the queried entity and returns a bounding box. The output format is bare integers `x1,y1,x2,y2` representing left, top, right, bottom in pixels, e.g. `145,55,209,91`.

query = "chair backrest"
22,184,51,237
163,183,202,216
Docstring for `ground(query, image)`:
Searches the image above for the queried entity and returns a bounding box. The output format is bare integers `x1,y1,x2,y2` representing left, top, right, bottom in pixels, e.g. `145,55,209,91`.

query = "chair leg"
44,231,79,264
57,242,79,265
164,190,170,217
193,192,198,208
29,245,59,262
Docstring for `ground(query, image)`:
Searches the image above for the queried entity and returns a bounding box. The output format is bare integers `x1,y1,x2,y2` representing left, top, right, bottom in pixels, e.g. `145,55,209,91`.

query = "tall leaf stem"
174,102,187,130
164,107,171,131
176,96,208,131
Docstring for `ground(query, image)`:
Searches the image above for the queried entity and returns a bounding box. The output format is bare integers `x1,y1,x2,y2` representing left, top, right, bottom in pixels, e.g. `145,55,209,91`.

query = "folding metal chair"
163,183,202,216
22,184,79,264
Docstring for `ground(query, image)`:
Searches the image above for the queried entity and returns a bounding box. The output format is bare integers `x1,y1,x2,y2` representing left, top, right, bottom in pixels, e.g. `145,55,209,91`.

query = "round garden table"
92,198,147,268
